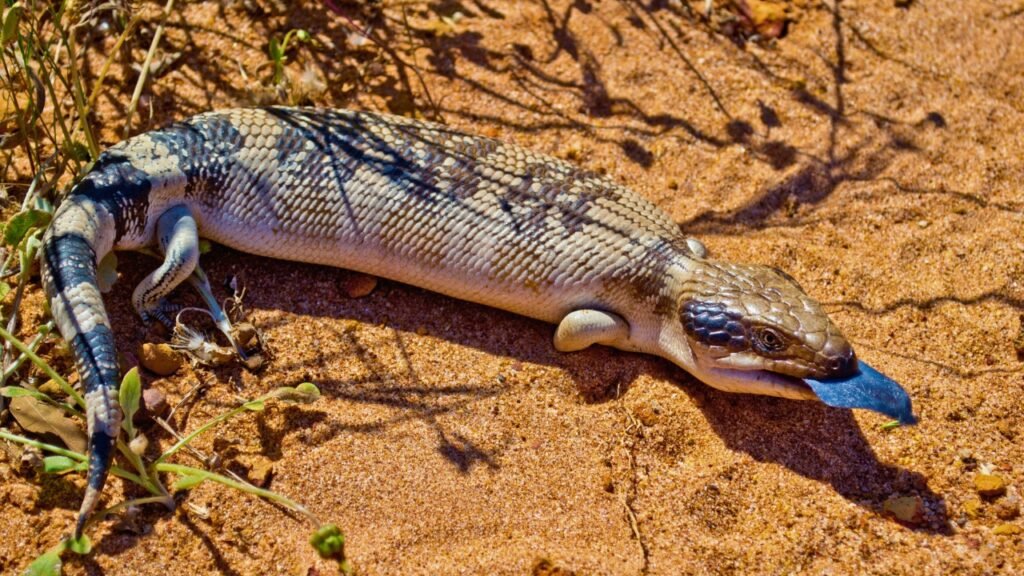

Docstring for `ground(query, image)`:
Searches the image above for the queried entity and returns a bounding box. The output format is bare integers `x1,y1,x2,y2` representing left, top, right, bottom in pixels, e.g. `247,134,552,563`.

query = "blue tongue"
804,360,916,424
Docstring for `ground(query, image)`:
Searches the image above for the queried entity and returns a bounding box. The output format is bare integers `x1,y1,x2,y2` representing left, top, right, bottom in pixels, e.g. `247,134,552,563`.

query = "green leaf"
880,420,902,431
197,238,213,254
21,548,62,576
310,524,345,560
0,281,10,301
1,3,22,47
4,209,50,247
242,399,265,412
19,230,43,280
295,29,311,42
272,382,321,404
268,37,284,62
42,455,86,474
96,252,118,293
9,395,87,453
119,368,141,439
173,473,207,491
67,534,91,555
1,386,42,398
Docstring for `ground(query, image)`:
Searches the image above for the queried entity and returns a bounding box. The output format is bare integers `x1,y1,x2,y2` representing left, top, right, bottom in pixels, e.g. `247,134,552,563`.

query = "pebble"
992,523,1022,536
974,473,1007,499
635,404,660,427
37,379,63,397
963,499,983,519
883,495,924,524
342,274,377,298
994,492,1021,520
142,387,169,419
237,455,274,488
129,433,149,456
232,322,260,349
958,449,978,470
139,343,183,376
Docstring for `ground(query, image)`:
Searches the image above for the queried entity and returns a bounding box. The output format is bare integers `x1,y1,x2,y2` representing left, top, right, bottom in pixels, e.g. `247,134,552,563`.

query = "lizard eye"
753,327,786,354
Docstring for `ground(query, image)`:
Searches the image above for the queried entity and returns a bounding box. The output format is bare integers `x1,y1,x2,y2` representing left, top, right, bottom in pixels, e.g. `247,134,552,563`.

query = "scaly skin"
40,107,858,537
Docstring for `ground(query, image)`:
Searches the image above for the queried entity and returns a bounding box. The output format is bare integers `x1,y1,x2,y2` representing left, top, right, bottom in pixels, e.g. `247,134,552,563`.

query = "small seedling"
880,419,903,431
268,29,312,85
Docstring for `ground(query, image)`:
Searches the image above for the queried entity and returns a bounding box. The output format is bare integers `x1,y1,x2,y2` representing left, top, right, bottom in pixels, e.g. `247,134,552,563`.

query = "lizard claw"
139,301,184,329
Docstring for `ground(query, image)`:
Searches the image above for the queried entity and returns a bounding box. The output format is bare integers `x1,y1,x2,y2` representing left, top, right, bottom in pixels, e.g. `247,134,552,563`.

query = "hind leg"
133,205,249,358
132,205,201,326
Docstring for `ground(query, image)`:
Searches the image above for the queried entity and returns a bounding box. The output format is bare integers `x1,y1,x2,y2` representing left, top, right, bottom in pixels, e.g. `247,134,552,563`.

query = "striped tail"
40,197,122,538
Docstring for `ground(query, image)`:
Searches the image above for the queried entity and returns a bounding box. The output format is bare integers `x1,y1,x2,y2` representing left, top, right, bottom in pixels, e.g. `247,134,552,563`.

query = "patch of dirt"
2,0,1024,574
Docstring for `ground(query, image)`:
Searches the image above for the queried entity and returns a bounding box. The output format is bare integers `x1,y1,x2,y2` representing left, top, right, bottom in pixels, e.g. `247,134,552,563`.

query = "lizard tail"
40,197,122,538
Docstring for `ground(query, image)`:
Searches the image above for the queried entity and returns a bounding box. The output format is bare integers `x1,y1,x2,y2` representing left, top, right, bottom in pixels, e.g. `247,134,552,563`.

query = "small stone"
963,499,984,519
237,455,274,488
37,380,63,397
635,405,659,427
994,492,1021,520
142,387,169,419
233,322,260,349
139,343,183,376
917,219,929,228
975,474,1007,499
883,495,924,524
992,523,1022,536
129,433,149,456
342,274,377,298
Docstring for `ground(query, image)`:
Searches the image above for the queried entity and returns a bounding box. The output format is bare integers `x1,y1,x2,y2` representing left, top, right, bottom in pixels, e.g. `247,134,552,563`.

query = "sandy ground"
1,0,1023,574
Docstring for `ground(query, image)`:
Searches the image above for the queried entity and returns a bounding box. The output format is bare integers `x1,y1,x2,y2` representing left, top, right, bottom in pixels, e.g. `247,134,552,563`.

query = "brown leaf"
9,395,88,453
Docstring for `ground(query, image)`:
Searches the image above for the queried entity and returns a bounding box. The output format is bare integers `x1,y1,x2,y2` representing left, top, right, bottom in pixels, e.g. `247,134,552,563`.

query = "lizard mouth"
700,362,916,425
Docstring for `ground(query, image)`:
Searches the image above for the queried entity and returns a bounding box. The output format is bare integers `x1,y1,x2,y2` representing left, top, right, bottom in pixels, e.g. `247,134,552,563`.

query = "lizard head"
669,261,914,423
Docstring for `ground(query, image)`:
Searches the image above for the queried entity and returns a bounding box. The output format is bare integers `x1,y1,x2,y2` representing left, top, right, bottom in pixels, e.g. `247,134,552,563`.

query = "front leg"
553,309,630,352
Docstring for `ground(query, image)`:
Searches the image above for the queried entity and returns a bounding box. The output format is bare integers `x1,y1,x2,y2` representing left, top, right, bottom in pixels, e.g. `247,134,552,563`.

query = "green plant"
268,28,312,85
0,348,347,573
0,4,351,572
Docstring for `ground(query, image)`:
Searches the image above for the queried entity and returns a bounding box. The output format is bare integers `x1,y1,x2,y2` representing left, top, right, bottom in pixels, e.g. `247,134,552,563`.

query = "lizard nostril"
829,348,857,376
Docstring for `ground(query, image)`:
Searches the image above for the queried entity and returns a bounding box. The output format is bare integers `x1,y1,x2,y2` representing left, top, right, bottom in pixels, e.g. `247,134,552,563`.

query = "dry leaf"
9,395,88,453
